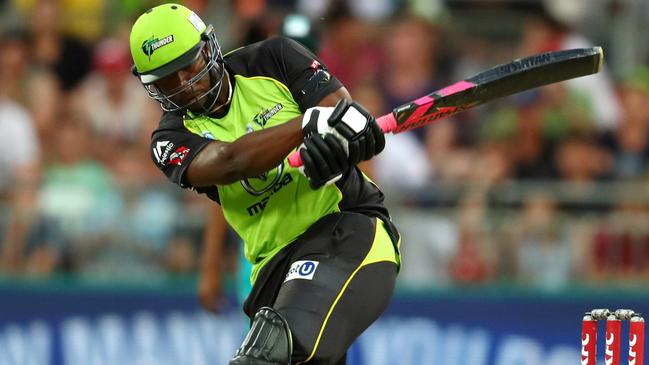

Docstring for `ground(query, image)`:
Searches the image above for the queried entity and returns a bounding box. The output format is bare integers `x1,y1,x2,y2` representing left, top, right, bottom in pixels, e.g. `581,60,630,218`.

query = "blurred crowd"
1,0,649,291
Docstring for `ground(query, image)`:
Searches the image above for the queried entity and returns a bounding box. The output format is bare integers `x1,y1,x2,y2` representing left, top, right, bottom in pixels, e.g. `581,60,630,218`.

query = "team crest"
252,103,283,128
141,35,174,60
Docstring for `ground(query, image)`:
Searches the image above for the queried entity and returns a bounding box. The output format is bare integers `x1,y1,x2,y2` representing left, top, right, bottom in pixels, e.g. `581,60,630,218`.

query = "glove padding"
302,106,336,136
299,133,349,189
328,99,385,164
302,99,385,165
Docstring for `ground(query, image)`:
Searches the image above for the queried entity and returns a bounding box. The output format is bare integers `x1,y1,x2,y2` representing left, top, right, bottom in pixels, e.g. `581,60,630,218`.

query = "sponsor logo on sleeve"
153,141,174,164
284,260,319,283
153,141,190,166
168,146,190,166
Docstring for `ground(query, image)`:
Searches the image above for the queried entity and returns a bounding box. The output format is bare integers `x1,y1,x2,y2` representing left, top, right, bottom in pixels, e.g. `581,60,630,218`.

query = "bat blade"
379,46,603,134
288,47,604,167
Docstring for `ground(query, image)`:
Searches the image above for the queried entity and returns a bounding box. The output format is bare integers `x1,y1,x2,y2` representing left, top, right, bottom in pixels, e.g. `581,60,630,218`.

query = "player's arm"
198,203,229,312
159,37,382,189
185,87,350,187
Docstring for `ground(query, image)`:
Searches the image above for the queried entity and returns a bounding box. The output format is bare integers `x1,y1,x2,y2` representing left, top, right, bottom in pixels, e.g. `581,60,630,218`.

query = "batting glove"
302,99,385,166
298,133,349,189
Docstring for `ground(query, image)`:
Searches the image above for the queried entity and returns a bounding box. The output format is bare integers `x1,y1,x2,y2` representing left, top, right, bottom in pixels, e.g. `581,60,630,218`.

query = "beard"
187,63,227,115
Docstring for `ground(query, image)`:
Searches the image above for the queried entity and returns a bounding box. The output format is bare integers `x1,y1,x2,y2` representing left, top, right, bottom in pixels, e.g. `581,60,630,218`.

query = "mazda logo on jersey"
241,162,285,196
153,140,190,166
240,113,286,196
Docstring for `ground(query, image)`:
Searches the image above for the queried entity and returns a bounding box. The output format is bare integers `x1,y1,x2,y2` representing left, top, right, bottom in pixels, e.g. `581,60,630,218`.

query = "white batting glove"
301,106,349,157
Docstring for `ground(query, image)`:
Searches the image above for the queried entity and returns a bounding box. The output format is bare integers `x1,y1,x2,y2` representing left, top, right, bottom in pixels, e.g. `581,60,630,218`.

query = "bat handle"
287,148,304,168
376,112,397,134
287,112,396,168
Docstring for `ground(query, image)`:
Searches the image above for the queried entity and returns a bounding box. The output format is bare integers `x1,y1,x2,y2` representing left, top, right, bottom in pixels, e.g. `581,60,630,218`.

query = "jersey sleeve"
150,113,211,189
264,37,343,111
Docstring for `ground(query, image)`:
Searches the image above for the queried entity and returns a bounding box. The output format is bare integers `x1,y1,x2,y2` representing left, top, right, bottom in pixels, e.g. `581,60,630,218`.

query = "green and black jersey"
149,37,398,283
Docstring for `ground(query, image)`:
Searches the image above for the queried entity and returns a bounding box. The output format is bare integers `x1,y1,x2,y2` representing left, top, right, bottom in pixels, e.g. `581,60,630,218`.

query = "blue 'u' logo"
299,262,315,276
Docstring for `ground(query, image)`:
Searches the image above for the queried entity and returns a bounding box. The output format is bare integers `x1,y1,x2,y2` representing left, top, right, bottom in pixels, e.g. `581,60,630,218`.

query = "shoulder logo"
252,103,283,128
153,141,174,164
153,140,190,166
141,35,174,60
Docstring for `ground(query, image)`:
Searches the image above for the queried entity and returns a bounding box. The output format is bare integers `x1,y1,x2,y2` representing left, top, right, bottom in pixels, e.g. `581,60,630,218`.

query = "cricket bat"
288,46,604,167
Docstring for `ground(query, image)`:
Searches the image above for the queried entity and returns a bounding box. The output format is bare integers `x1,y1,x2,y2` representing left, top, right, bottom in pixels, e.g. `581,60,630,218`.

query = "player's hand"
302,105,347,149
328,99,385,164
299,133,349,189
302,99,385,165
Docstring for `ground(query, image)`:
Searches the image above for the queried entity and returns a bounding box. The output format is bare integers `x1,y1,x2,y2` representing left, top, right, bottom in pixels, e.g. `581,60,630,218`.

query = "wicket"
582,309,645,365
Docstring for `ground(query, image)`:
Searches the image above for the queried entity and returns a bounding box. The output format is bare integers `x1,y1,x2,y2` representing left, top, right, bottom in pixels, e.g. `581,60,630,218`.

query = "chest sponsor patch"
284,260,319,283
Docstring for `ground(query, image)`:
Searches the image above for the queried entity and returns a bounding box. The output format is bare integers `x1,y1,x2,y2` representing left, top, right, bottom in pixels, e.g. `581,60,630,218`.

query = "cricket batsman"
129,4,400,364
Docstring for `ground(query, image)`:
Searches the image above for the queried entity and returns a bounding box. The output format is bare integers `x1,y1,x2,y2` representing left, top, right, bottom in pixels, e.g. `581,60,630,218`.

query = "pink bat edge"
435,80,476,97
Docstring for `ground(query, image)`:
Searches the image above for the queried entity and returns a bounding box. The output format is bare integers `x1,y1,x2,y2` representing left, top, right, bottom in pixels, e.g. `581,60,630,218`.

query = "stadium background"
1,0,649,364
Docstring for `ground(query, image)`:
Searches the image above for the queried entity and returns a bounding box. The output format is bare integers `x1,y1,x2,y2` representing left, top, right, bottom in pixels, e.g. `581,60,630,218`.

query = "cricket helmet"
129,3,226,113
